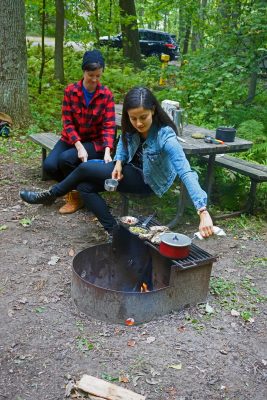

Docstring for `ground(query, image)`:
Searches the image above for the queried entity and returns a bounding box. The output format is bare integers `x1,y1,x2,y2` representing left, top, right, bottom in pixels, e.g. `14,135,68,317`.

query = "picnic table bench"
201,155,267,215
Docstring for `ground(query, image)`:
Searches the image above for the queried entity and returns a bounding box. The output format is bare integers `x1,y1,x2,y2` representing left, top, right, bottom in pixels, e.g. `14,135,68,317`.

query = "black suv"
99,29,179,60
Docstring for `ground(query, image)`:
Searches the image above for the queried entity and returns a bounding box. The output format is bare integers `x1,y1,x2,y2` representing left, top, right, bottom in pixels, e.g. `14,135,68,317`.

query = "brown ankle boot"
59,190,84,214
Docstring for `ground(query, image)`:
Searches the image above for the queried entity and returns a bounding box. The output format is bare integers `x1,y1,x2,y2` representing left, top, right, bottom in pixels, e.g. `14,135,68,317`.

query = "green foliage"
210,275,266,319
3,0,266,229
237,120,267,163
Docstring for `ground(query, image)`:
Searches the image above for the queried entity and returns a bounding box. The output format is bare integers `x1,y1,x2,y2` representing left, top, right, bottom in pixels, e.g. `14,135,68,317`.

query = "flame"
140,282,149,292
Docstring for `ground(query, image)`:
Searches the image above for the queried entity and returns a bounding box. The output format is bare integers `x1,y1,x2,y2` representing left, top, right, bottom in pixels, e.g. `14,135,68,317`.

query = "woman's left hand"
198,211,214,238
104,147,112,163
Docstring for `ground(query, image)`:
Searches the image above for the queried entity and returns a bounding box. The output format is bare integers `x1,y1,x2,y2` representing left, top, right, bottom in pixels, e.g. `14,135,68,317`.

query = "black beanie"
82,50,105,70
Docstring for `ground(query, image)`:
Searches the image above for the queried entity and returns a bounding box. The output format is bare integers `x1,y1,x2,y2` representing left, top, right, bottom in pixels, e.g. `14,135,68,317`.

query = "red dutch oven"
159,232,192,259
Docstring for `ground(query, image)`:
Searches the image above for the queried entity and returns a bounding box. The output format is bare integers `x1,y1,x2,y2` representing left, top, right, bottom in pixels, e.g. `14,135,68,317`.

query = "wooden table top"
114,105,253,156
181,124,252,156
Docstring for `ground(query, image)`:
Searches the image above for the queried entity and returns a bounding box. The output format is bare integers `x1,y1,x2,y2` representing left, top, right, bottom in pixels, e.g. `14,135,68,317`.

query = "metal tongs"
141,212,157,229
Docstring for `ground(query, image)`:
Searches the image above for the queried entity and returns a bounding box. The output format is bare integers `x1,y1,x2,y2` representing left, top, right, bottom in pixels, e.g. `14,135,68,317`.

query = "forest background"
0,0,266,216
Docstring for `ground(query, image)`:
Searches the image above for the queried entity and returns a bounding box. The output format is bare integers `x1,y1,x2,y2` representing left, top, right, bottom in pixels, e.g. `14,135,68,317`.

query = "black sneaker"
19,189,56,205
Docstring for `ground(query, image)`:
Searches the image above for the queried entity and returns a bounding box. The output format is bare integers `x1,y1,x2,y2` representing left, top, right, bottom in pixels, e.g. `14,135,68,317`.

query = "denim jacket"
114,124,207,210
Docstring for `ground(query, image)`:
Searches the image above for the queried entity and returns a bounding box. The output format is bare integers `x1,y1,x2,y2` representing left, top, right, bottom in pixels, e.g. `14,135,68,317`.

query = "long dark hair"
121,86,178,146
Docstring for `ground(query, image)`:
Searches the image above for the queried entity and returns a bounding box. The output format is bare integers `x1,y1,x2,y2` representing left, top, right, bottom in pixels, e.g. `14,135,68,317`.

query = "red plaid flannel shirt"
61,80,116,151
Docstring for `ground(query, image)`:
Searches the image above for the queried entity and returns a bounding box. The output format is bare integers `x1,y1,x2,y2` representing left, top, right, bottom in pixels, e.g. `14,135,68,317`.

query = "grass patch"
210,276,267,321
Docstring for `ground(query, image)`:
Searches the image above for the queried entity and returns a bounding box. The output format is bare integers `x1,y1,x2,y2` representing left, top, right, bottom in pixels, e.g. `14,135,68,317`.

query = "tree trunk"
38,0,46,94
246,71,258,104
54,0,64,83
119,0,141,68
94,0,100,45
0,0,30,126
183,24,191,55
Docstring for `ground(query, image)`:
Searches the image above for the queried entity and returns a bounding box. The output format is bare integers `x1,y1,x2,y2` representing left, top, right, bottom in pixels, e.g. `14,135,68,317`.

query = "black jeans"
43,139,103,181
51,162,152,232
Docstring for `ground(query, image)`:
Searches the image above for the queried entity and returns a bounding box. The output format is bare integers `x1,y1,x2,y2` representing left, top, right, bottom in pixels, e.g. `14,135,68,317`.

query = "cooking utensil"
215,127,236,142
104,178,118,192
141,212,156,228
159,232,192,259
204,135,224,145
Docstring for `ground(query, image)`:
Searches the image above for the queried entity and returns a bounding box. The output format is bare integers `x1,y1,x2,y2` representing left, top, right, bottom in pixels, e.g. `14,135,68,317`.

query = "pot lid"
160,232,191,247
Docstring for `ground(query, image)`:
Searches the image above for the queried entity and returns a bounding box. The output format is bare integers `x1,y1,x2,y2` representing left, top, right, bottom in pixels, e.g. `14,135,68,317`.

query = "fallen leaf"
150,368,161,377
65,379,75,397
132,375,141,387
68,248,75,257
48,255,60,265
146,336,155,344
8,309,14,317
169,364,182,370
177,325,186,332
35,306,46,314
40,295,49,303
18,297,28,304
0,224,8,231
119,376,129,383
219,349,228,355
19,217,34,227
51,295,61,303
205,303,214,314
127,339,136,347
231,309,240,317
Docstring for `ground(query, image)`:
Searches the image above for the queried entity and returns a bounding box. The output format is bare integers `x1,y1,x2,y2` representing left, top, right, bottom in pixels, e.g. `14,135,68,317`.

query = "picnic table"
115,105,254,221
31,104,265,226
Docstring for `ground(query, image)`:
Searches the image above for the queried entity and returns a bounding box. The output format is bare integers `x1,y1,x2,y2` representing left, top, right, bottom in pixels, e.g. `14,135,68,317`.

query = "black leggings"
51,161,152,232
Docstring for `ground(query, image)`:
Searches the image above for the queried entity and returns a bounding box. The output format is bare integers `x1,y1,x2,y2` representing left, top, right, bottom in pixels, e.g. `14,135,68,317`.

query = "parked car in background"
99,29,179,61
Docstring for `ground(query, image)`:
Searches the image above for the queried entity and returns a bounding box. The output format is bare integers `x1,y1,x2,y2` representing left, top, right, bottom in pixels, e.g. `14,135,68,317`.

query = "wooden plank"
219,156,267,173
77,375,146,400
182,124,252,155
201,155,267,181
30,132,58,150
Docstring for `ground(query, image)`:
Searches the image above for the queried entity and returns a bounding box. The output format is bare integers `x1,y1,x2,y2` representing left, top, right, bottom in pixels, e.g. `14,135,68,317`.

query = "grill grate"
121,216,216,269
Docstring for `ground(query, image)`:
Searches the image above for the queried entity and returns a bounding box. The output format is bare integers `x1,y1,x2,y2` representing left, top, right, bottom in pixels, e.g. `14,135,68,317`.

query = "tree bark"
54,0,64,83
94,0,100,45
0,0,30,126
183,24,191,55
119,0,141,68
38,0,46,94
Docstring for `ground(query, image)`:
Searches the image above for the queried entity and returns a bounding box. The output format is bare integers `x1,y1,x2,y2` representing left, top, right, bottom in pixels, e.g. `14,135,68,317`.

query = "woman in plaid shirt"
43,50,116,214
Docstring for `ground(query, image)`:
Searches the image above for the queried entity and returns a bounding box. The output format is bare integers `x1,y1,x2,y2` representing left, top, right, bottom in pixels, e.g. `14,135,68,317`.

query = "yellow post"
159,54,170,86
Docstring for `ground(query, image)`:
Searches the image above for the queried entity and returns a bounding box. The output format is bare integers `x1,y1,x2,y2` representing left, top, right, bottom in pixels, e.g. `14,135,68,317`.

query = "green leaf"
35,307,46,313
19,218,34,227
101,373,119,382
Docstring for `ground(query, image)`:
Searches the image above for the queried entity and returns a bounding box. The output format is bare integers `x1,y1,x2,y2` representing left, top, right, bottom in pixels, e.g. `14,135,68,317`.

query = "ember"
125,318,135,326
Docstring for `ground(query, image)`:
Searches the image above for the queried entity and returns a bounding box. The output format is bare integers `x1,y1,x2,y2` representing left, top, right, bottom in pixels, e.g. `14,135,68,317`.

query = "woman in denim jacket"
20,87,213,238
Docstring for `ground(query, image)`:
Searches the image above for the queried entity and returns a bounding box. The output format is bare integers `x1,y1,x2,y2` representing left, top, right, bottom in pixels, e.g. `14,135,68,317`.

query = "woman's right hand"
112,161,124,181
75,141,88,162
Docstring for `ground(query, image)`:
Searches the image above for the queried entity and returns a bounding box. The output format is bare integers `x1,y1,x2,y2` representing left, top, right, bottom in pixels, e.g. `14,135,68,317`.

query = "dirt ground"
0,158,266,400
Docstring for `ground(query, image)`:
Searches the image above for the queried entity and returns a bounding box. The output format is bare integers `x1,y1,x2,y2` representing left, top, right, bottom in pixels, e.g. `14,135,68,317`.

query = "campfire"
140,282,149,292
72,218,216,324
